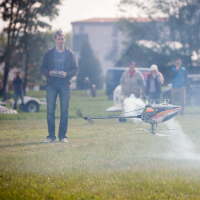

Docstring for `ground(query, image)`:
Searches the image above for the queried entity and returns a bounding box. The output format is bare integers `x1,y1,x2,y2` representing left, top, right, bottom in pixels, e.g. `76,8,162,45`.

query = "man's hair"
128,61,136,66
54,31,65,39
175,58,182,62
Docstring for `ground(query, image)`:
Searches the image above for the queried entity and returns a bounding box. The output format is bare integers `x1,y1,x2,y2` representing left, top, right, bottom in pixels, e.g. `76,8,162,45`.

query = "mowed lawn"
1,90,200,199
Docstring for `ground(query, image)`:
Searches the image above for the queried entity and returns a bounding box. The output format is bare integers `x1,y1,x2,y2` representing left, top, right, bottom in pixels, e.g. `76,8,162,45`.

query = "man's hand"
60,71,67,78
49,70,55,77
155,70,159,75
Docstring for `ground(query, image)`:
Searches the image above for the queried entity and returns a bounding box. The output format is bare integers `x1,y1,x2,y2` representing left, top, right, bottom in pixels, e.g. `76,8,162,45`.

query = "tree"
0,0,62,95
77,40,103,89
19,32,52,89
118,0,200,68
117,17,173,67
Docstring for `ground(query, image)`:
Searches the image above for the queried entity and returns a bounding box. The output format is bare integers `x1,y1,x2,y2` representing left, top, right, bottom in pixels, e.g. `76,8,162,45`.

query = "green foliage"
0,0,62,94
118,0,200,68
77,40,103,89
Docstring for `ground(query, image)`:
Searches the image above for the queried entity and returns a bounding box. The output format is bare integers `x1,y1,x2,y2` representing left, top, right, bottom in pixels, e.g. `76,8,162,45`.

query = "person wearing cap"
40,31,79,143
13,71,26,111
170,58,188,115
146,64,164,104
120,62,145,99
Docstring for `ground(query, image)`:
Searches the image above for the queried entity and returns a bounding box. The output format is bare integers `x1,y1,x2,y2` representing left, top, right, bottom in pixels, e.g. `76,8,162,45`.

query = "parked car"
18,96,47,112
0,95,47,112
105,67,149,99
162,74,200,106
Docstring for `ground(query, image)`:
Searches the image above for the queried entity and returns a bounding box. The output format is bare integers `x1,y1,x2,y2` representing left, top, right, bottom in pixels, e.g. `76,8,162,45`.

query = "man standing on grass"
40,31,78,143
13,71,26,112
171,58,188,115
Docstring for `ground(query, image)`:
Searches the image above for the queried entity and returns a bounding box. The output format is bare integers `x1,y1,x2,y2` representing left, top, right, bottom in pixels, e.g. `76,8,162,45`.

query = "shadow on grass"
0,141,45,149
82,99,110,102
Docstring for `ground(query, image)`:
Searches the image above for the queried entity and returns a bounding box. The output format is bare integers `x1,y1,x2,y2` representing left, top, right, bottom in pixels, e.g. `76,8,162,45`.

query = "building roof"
71,17,167,24
72,18,118,24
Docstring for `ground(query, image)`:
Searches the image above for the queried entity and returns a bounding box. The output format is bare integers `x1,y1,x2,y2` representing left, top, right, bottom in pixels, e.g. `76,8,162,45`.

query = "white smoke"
123,94,145,123
165,118,200,160
123,95,200,161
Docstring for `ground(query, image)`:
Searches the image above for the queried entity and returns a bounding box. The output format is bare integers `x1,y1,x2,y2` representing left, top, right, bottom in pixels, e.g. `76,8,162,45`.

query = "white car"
18,96,46,112
0,96,47,113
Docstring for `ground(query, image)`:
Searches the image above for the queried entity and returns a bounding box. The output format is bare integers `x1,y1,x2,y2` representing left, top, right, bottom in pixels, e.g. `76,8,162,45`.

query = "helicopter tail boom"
83,106,141,121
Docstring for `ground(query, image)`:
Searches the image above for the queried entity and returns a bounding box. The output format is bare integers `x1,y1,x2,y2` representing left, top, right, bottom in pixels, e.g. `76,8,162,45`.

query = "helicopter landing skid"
129,124,169,137
129,129,168,137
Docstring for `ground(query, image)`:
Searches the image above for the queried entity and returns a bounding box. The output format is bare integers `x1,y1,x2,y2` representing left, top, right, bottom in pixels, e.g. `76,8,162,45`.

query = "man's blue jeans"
13,90,26,111
46,86,70,140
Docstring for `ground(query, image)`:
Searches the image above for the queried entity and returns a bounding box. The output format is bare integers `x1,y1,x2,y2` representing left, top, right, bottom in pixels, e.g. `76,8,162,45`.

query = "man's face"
151,70,157,74
175,60,182,69
16,72,20,78
54,34,65,47
129,64,135,72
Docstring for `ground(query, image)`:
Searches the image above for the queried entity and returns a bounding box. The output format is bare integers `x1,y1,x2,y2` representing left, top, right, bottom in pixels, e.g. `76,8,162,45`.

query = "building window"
79,26,85,34
112,25,118,37
73,34,88,52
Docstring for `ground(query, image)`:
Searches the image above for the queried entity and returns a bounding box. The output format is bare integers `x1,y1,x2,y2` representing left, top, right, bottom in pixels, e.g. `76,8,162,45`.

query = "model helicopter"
77,99,181,137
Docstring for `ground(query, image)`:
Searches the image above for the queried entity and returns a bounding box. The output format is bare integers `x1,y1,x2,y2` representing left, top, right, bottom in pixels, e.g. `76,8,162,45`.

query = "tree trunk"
23,51,29,95
23,1,29,95
0,62,10,96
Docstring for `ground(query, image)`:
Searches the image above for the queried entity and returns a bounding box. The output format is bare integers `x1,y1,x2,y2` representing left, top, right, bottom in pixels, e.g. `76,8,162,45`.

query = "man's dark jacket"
40,47,79,87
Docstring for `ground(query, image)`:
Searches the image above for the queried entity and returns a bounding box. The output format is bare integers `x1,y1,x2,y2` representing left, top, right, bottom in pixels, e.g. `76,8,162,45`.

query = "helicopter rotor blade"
76,109,94,124
76,109,83,117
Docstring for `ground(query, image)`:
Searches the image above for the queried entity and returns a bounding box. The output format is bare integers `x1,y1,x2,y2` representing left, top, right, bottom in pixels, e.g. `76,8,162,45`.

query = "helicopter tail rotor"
76,108,94,125
76,109,83,118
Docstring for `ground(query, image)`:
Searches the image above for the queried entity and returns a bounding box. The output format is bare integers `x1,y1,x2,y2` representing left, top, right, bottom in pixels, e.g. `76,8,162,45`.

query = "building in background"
71,18,127,76
71,18,171,77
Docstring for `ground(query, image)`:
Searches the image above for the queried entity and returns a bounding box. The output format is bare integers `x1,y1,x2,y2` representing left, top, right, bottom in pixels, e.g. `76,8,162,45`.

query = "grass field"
1,90,200,199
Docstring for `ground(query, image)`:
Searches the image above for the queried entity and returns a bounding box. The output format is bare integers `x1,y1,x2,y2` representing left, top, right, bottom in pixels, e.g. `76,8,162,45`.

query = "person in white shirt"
146,64,164,104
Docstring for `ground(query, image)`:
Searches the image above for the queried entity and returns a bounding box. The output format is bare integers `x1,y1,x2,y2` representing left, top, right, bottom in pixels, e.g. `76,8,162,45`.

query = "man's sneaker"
43,138,55,143
60,138,68,143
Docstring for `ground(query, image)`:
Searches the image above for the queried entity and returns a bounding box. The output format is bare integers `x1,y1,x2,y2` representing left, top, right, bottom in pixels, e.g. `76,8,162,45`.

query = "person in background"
170,58,188,115
120,61,145,122
84,77,90,96
91,84,96,97
13,71,26,111
40,31,78,143
120,61,145,99
146,64,164,104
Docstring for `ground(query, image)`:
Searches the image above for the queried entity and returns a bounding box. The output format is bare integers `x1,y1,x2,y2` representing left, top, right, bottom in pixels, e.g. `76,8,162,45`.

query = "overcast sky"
0,0,123,33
